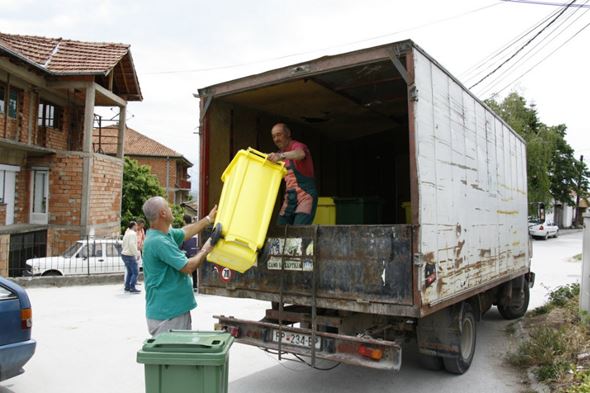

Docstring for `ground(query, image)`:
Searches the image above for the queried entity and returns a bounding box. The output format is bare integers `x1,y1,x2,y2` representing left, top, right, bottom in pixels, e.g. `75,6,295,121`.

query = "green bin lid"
137,330,234,366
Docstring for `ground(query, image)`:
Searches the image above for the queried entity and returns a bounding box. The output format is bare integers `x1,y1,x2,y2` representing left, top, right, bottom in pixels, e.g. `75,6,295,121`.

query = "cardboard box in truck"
196,39,533,374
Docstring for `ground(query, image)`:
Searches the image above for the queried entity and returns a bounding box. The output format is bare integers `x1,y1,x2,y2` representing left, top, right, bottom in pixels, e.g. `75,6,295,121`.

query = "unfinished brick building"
93,125,192,203
0,32,142,277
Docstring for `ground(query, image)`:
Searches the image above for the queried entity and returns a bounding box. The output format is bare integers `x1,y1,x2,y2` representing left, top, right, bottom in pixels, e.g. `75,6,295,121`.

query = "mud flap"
416,303,464,358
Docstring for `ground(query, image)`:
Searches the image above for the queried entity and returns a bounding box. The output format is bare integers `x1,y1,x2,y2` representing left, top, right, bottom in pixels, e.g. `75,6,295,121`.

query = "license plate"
272,330,321,349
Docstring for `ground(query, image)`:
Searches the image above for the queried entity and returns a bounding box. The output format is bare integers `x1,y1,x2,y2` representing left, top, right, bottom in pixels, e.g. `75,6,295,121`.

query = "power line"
469,0,577,89
460,5,562,80
143,2,502,75
489,19,590,95
502,0,590,8
477,0,589,95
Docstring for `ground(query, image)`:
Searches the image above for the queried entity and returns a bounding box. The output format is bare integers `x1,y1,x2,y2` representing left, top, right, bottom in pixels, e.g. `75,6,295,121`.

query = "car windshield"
528,219,542,225
63,243,82,258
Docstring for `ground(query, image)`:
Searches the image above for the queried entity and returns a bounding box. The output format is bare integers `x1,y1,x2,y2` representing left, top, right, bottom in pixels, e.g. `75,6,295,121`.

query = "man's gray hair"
142,196,166,223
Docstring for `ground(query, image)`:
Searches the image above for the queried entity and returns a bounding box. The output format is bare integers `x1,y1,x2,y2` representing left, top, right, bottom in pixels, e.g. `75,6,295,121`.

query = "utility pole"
581,212,590,314
575,155,584,227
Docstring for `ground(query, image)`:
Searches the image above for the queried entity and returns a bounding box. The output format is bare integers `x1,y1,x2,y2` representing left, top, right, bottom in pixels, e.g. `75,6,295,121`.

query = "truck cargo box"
198,40,529,317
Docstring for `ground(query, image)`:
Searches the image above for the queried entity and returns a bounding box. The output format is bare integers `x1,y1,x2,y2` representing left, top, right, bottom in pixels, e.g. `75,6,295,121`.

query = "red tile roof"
0,32,130,75
93,125,192,166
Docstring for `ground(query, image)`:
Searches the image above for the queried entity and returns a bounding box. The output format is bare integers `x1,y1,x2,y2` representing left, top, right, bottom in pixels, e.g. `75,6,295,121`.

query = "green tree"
484,92,585,215
121,158,185,232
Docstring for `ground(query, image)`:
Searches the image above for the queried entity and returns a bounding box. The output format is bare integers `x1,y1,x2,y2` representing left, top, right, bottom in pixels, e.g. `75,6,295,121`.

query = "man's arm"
179,239,213,274
268,149,305,163
182,205,217,240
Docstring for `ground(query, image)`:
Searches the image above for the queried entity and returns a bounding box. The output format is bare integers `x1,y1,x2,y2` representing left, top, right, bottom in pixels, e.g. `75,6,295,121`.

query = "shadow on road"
229,309,520,393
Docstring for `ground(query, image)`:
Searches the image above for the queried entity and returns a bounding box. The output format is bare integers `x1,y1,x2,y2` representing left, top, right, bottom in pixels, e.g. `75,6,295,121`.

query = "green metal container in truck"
137,331,233,393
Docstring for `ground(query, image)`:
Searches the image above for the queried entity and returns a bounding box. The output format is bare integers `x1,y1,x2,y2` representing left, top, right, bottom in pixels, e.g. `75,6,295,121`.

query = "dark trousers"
122,255,139,290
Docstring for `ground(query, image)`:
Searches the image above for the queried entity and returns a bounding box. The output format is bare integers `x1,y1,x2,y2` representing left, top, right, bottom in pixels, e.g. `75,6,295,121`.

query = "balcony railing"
177,179,191,190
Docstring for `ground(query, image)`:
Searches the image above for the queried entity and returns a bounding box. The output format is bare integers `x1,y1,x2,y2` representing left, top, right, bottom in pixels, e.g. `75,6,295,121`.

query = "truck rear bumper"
215,315,402,370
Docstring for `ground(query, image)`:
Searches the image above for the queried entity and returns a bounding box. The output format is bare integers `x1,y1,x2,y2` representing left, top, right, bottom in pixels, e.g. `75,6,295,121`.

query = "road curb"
11,273,144,288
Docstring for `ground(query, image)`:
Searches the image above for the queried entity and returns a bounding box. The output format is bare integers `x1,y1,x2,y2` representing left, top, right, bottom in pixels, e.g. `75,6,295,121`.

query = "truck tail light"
539,225,544,230
228,326,240,338
21,308,32,329
358,345,383,361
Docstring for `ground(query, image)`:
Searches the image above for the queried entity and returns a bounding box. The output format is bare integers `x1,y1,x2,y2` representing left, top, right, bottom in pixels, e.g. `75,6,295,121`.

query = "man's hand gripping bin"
207,148,286,273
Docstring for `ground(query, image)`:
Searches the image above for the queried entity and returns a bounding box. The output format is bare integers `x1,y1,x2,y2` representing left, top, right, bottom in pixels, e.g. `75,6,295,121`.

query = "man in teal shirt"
141,196,217,336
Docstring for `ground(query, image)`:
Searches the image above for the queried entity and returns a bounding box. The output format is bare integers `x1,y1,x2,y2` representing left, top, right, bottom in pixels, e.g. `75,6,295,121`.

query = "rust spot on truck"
479,249,491,258
513,252,525,260
454,240,465,264
423,252,435,264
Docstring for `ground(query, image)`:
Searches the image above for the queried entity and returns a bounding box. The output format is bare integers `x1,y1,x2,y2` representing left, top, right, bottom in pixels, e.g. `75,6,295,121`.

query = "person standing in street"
267,122,318,225
180,214,199,292
135,218,146,272
141,196,217,337
122,221,141,294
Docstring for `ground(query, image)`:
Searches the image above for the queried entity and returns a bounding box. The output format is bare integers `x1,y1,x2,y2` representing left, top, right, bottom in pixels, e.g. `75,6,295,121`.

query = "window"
78,243,94,259
0,285,16,301
93,242,104,258
32,169,48,214
0,170,5,204
0,85,4,114
8,89,18,118
38,101,62,129
105,243,121,257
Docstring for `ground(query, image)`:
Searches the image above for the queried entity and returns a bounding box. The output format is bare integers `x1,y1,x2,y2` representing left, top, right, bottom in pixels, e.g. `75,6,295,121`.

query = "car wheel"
42,270,63,277
554,231,559,238
543,233,548,240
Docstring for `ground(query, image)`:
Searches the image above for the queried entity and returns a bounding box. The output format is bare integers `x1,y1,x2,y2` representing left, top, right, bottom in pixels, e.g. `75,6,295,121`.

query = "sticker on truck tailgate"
267,238,314,256
267,257,313,271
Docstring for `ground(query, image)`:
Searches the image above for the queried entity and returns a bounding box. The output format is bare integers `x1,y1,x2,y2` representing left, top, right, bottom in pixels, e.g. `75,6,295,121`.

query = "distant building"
0,32,142,277
93,125,192,203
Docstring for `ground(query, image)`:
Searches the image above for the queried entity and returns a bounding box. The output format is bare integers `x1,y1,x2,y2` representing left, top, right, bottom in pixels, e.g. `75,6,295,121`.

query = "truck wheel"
498,284,529,320
419,353,443,371
443,303,476,374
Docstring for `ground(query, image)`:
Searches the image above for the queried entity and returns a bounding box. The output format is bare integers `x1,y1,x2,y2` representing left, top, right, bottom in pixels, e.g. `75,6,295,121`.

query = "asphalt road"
0,231,583,393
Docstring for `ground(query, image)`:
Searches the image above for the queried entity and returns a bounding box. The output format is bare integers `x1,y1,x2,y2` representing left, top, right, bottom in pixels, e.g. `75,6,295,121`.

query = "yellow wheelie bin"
207,148,286,273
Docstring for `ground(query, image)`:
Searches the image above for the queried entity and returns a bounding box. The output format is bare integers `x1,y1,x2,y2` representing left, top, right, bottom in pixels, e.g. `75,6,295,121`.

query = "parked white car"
25,239,132,276
528,220,559,240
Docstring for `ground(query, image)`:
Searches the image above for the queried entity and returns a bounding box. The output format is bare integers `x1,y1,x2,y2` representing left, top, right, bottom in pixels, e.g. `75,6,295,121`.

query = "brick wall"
0,204,5,226
46,227,82,256
45,154,83,226
13,156,29,224
44,107,70,150
132,156,178,201
89,154,122,227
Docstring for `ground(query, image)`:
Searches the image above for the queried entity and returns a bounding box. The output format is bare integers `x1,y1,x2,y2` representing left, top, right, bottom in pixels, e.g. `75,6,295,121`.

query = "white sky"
2,0,589,185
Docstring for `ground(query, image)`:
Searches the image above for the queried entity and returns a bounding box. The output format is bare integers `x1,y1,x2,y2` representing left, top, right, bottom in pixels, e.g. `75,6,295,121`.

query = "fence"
1,232,129,278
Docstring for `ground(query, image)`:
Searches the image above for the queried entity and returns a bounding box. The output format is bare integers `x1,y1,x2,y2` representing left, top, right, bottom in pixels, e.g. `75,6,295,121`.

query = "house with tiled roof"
0,31,142,277
92,125,192,203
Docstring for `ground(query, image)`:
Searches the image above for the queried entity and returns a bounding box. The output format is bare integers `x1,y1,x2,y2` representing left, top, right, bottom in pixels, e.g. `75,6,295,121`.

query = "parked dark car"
0,277,36,381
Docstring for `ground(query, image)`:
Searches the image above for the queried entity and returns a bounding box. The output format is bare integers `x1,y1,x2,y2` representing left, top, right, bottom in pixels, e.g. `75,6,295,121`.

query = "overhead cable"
469,0,578,89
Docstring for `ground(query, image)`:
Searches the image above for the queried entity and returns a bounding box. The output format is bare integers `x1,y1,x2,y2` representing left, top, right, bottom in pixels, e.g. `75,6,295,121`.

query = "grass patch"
573,254,582,262
509,283,590,392
531,283,580,316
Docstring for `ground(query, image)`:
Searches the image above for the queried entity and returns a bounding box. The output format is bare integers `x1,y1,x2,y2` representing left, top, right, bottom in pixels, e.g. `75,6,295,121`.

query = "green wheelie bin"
137,330,234,393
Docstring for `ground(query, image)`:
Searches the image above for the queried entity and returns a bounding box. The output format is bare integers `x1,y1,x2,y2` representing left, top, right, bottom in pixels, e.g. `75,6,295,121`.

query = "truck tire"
498,284,529,320
443,303,476,374
419,353,444,370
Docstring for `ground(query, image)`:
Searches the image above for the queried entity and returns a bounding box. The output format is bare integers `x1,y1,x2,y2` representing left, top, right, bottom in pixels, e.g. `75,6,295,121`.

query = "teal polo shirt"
143,227,196,320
